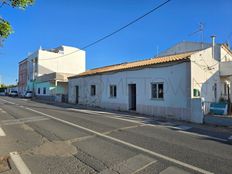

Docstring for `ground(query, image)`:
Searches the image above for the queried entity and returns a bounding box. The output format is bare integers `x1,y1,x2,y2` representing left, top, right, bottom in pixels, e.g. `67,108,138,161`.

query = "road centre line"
0,127,6,136
10,151,31,174
23,106,213,174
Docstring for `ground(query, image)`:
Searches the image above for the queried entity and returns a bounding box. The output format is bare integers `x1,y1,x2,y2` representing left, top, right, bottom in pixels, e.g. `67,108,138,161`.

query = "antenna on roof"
189,22,204,48
156,46,159,57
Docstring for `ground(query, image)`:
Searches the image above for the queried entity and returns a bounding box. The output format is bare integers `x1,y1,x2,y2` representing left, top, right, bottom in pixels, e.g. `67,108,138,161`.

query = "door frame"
75,86,79,104
128,84,136,111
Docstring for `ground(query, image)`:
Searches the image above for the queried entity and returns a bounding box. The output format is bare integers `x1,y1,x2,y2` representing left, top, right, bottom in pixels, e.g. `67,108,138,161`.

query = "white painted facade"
26,45,85,80
18,45,86,98
69,61,191,118
68,41,232,123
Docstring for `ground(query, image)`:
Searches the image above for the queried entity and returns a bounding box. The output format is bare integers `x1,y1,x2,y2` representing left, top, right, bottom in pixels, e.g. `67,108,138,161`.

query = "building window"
43,87,46,95
193,89,200,97
91,85,96,96
110,85,117,98
151,83,164,99
38,88,40,94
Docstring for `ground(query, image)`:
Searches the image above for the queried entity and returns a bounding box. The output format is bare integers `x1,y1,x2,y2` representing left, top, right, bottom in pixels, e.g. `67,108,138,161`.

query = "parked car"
0,92,6,96
24,91,32,98
9,91,18,97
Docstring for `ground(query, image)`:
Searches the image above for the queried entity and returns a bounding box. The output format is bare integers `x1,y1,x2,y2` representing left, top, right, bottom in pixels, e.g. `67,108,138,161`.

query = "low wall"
35,95,55,102
204,115,232,126
191,98,204,124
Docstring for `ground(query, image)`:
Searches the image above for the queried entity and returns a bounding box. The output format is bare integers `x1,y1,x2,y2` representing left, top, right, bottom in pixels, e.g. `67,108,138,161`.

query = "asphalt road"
0,96,231,174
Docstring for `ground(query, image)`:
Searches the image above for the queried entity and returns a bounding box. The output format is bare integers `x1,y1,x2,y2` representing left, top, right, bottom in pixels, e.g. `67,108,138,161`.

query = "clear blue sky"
0,0,232,85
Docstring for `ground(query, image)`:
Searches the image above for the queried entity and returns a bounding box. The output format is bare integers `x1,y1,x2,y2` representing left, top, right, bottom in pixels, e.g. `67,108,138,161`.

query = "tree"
0,0,34,44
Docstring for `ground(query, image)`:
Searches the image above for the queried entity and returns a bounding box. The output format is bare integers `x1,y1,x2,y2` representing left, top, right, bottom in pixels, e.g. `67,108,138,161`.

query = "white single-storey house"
68,40,232,123
34,72,75,102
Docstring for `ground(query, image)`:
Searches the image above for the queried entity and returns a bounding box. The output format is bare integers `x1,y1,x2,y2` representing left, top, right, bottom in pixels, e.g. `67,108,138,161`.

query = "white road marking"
100,154,156,174
1,116,50,126
0,98,15,105
0,98,228,143
0,127,6,136
68,108,147,124
20,99,28,101
132,160,157,174
103,125,144,135
0,108,6,113
67,109,204,142
10,151,31,174
174,125,192,131
160,166,191,174
24,106,213,174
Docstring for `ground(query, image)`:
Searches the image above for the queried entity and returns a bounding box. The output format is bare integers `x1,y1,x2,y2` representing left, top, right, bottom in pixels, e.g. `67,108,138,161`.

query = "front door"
128,84,136,111
75,86,79,104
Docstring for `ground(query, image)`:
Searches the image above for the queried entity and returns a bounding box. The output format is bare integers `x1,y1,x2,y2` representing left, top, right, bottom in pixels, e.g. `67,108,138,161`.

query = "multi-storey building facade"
18,45,86,98
18,59,28,96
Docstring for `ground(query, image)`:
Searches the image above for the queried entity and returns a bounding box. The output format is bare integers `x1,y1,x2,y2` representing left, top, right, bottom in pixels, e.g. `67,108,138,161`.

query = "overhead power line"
39,0,171,61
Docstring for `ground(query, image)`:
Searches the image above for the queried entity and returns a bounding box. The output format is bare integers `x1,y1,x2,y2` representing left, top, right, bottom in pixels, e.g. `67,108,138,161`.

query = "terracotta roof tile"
69,51,195,79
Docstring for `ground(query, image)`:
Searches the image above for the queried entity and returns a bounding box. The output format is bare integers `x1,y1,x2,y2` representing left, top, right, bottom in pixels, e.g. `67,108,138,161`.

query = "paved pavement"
0,96,231,174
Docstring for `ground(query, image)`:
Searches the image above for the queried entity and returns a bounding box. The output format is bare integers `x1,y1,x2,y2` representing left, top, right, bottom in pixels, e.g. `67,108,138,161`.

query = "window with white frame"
91,85,96,96
151,83,164,99
38,88,40,94
110,85,117,98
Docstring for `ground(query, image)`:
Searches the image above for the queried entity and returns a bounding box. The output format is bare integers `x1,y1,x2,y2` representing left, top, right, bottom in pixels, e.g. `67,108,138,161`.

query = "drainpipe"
211,35,216,59
227,84,231,115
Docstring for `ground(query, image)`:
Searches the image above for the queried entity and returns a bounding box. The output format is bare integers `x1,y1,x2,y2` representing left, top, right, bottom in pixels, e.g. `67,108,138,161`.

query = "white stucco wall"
69,62,192,121
219,47,232,101
38,46,86,76
190,47,220,103
159,42,212,56
220,47,232,62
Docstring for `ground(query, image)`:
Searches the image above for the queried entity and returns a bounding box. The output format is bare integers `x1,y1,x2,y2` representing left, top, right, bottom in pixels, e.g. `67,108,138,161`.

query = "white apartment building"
18,45,86,97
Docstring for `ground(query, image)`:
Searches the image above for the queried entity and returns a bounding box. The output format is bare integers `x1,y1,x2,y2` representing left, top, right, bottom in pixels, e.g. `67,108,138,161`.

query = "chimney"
211,35,216,59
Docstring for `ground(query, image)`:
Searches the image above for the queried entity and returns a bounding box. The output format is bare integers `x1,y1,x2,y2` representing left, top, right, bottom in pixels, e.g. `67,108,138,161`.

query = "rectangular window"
110,85,117,98
43,87,46,95
38,88,40,94
193,89,200,97
151,83,164,99
91,85,96,96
